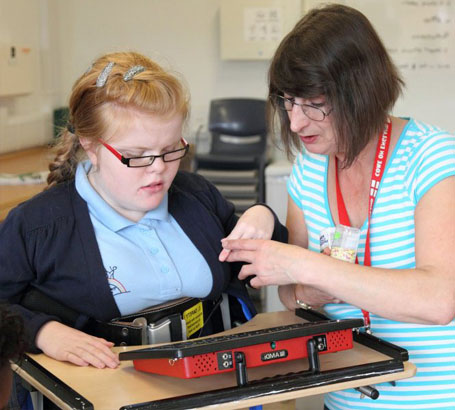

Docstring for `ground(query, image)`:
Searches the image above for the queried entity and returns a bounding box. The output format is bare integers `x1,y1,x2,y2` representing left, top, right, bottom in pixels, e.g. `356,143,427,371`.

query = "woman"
0,51,287,370
220,5,455,409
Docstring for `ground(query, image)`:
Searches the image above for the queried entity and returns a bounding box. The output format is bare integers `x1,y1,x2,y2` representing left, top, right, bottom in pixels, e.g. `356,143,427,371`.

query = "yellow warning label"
183,301,204,338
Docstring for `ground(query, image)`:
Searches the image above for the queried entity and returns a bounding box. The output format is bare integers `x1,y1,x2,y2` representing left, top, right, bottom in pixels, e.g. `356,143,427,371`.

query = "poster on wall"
220,0,301,60
243,7,283,43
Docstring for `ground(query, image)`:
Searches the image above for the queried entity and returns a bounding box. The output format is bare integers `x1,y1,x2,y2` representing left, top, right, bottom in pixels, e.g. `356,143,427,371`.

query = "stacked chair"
194,98,268,215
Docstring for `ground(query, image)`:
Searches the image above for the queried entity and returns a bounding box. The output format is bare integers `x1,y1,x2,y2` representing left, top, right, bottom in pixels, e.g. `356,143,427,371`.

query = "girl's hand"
219,205,275,262
35,321,119,369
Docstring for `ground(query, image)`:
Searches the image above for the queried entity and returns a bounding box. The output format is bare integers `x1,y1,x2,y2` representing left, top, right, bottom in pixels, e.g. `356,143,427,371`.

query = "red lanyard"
335,119,392,332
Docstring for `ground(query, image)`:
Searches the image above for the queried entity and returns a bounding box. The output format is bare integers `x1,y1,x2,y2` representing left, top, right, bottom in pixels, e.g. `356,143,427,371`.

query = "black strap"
20,288,224,346
87,320,144,346
20,288,144,345
168,313,183,341
112,297,200,325
20,288,81,326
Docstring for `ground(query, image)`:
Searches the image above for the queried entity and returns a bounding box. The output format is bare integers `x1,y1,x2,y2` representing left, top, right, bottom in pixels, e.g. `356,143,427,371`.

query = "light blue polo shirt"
75,161,213,315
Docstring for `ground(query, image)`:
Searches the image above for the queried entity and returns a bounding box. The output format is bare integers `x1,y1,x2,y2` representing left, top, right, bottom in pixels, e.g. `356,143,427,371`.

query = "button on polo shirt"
75,161,213,315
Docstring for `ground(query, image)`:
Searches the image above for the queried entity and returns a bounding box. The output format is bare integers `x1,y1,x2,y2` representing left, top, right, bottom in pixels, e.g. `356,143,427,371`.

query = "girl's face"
82,109,184,222
285,94,337,156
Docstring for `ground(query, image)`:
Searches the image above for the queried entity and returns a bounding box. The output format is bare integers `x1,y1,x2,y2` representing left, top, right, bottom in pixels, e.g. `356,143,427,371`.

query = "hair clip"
96,62,115,87
67,123,75,134
123,65,145,82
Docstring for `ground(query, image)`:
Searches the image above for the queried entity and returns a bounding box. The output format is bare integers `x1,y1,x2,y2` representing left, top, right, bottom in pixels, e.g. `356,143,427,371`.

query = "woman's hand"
220,238,303,287
35,321,119,369
294,284,341,307
219,205,275,262
279,284,340,310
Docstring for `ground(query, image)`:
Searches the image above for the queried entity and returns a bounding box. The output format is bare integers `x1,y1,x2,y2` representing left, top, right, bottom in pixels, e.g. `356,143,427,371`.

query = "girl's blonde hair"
47,51,189,187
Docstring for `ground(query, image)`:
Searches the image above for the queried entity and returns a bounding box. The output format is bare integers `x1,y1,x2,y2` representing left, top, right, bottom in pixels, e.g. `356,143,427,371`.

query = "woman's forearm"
294,250,455,325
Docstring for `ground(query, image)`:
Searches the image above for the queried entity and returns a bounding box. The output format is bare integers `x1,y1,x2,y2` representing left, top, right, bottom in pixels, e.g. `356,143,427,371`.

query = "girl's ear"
79,137,98,167
79,137,92,151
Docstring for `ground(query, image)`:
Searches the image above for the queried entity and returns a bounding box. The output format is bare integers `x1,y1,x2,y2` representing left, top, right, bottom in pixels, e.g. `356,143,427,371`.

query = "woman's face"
285,94,337,156
82,109,184,222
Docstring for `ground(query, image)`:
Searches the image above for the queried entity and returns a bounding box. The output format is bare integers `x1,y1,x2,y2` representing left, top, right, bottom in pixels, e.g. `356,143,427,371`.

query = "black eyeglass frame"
99,137,190,168
271,94,332,122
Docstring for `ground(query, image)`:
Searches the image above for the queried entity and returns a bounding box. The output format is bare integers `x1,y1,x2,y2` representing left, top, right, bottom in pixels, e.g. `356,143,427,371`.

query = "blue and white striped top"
288,118,455,409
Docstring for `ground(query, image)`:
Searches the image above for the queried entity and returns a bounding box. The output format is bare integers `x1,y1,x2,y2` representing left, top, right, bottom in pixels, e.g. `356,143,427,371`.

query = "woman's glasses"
272,94,332,121
100,138,189,168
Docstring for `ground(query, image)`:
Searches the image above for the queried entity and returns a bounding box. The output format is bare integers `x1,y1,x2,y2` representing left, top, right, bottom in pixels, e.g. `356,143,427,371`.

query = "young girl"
0,51,286,370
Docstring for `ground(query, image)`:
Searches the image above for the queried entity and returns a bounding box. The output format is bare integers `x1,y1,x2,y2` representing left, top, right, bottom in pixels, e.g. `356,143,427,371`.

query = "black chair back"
208,98,267,156
194,97,269,208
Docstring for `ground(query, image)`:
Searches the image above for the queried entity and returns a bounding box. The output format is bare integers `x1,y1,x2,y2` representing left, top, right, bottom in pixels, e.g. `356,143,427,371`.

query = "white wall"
0,0,453,154
0,0,60,152
55,0,272,143
0,0,272,153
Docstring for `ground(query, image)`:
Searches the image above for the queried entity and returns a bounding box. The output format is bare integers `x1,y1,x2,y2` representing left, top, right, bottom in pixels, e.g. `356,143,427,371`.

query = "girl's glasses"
99,138,189,168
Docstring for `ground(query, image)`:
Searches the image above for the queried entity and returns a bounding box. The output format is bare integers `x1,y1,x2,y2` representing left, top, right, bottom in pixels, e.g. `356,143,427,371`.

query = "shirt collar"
75,161,169,232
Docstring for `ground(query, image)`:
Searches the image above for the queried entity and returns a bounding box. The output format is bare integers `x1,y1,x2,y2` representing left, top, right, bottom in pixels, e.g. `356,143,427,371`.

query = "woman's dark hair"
0,305,26,367
268,4,404,167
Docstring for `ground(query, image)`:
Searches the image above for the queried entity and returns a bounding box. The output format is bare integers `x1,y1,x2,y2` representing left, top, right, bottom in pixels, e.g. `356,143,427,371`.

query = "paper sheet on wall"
220,0,301,60
243,7,283,43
